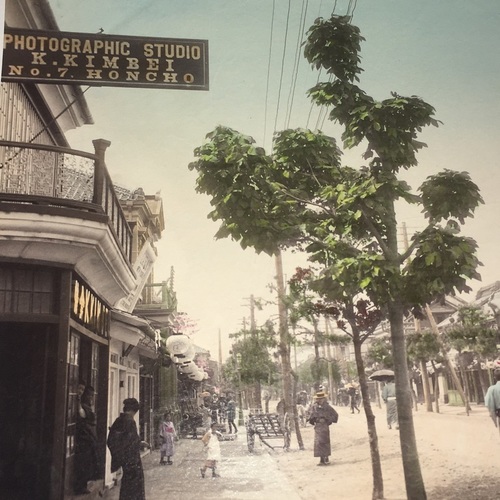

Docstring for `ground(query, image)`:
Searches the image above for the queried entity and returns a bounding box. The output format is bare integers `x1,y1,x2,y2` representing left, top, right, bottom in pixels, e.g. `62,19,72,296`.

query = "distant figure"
200,422,222,478
159,411,177,465
200,404,212,429
107,398,146,500
308,390,338,466
210,394,219,424
297,390,308,407
382,379,398,430
226,397,238,434
347,386,361,414
485,369,500,428
276,399,285,415
263,391,271,413
219,396,227,425
74,385,100,494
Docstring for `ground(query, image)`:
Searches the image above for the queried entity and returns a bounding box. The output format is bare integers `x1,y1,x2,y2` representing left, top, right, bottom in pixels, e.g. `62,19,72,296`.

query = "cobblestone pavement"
103,431,302,500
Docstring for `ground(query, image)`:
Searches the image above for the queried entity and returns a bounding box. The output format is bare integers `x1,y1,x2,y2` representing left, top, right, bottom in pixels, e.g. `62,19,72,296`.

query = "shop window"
66,333,80,458
0,266,55,314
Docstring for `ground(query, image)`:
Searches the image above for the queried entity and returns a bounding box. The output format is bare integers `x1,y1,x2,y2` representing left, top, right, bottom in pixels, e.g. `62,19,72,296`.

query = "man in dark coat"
108,398,146,500
308,390,338,466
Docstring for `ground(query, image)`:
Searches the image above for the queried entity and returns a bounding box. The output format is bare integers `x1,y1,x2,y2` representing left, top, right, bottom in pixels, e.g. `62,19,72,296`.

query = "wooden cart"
246,412,291,452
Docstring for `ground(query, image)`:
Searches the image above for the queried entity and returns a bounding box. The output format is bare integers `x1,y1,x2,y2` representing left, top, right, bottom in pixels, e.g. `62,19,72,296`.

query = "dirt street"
276,402,500,500
103,402,500,500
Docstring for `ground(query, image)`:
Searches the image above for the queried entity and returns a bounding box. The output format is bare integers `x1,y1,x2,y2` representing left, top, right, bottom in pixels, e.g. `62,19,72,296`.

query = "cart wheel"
247,429,255,452
283,412,291,450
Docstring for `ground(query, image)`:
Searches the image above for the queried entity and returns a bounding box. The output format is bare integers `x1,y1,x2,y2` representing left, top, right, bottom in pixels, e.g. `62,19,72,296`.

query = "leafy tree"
189,15,482,500
290,266,385,498
287,267,344,389
224,325,279,389
302,15,482,499
365,337,394,369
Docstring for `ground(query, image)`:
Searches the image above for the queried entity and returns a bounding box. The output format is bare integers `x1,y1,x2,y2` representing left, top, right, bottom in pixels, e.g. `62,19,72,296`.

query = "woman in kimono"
108,398,146,500
382,378,399,429
308,390,338,466
74,385,100,494
159,411,177,465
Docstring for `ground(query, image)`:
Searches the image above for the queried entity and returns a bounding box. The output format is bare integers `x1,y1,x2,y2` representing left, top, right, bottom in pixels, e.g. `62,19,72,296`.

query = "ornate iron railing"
0,139,132,262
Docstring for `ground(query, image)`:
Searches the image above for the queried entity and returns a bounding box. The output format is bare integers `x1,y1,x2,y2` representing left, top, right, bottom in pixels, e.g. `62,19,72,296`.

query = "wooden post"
92,139,111,206
50,270,72,499
425,304,470,415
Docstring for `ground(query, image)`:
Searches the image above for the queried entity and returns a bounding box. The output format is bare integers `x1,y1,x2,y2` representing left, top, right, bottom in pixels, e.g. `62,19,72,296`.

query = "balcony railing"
0,139,132,263
138,281,178,312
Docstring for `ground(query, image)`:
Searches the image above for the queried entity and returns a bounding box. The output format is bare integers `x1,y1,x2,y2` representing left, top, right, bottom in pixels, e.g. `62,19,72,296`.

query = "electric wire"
284,0,310,130
273,0,293,137
263,0,277,151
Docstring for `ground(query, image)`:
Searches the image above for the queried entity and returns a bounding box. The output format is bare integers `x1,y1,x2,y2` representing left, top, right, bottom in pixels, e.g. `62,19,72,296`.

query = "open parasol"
369,369,395,382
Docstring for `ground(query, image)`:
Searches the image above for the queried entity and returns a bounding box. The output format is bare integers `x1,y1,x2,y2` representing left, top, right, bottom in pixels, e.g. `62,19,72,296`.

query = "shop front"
0,264,110,499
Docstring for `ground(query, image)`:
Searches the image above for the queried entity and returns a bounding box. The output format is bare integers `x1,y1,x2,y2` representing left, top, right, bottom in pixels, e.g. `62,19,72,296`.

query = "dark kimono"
309,401,338,458
74,404,99,494
109,413,145,500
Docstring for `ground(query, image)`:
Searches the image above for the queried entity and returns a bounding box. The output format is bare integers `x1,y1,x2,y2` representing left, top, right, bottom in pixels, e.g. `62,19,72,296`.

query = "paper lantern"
173,344,195,362
188,370,205,381
166,334,191,355
178,361,198,374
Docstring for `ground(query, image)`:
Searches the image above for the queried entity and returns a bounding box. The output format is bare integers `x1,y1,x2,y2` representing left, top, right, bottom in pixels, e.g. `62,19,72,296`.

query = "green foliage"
365,337,393,369
224,326,279,386
297,356,341,386
419,170,484,224
406,331,442,363
443,306,498,359
189,126,294,255
304,15,365,82
403,226,481,306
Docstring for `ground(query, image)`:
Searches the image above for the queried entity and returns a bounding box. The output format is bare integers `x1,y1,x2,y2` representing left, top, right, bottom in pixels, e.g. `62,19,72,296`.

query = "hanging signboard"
2,27,209,90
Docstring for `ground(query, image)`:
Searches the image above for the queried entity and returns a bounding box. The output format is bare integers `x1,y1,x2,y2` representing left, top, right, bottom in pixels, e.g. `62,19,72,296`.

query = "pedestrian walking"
308,390,338,466
485,368,500,428
200,422,222,478
159,411,177,465
347,385,361,414
382,378,398,430
226,396,238,434
107,398,146,500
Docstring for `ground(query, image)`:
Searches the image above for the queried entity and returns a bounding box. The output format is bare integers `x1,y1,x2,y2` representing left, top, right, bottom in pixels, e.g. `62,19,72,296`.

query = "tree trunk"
430,362,440,414
352,329,384,500
275,250,303,449
291,370,305,450
420,359,433,412
389,298,427,499
313,320,322,387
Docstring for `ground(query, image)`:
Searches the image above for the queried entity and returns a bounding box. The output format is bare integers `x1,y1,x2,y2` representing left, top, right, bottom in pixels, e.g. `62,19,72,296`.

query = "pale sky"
47,0,500,358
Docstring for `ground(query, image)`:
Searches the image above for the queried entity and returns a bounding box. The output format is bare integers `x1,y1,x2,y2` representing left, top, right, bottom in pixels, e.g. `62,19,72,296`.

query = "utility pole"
218,329,223,386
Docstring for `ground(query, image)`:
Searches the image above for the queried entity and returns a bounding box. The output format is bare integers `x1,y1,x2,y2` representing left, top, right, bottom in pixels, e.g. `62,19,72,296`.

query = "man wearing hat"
308,390,338,465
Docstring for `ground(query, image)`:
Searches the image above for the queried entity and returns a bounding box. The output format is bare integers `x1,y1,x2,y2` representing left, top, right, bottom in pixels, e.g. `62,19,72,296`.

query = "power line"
273,0,293,136
284,0,310,130
263,0,277,151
